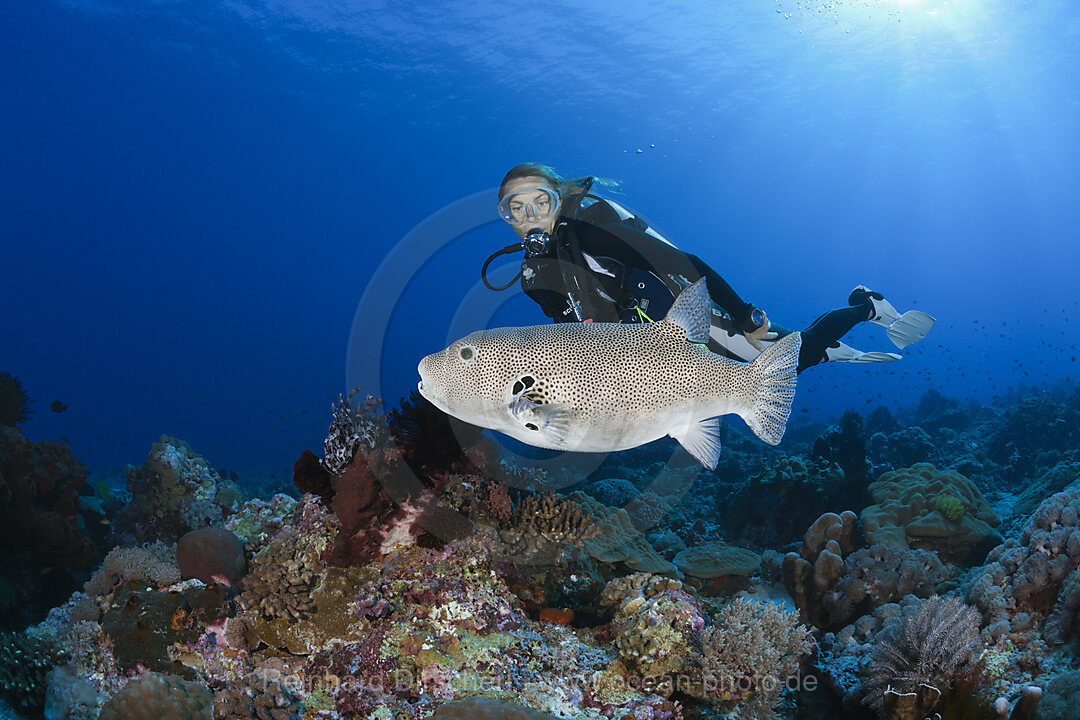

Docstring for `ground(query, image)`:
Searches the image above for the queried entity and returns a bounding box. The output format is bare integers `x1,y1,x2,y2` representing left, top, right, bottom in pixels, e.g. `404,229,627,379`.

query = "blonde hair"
498,163,621,200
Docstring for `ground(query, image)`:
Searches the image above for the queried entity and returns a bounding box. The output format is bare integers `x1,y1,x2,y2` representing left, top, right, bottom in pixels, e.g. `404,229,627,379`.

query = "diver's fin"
508,396,572,443
885,310,936,349
669,417,723,470
741,332,800,446
851,285,935,349
825,342,901,363
663,277,711,344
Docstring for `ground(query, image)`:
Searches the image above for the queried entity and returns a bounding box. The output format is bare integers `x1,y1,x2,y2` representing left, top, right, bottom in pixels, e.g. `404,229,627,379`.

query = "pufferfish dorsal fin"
663,277,711,344
508,395,572,444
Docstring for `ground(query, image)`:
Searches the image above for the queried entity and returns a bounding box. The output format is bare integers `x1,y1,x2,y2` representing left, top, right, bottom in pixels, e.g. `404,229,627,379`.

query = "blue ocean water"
2,0,1078,480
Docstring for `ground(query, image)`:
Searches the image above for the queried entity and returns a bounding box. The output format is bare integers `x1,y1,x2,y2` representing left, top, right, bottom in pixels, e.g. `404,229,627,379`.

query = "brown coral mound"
0,372,31,426
861,463,1001,564
99,672,212,720
177,527,247,586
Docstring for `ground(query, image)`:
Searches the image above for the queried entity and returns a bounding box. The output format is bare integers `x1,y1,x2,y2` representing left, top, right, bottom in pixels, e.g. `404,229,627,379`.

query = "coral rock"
861,463,1001,564
176,527,247,587
673,542,760,579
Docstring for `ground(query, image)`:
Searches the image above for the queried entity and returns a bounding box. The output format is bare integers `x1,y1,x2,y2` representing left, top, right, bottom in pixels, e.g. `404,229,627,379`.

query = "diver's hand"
744,312,778,351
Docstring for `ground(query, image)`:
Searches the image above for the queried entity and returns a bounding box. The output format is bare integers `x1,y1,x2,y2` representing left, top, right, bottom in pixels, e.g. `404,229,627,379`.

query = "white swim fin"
851,286,936,350
825,342,901,364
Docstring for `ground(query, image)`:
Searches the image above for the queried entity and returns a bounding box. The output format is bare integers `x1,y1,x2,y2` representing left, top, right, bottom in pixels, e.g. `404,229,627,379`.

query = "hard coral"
611,588,706,680
673,542,760,579
430,698,562,719
98,672,212,720
116,436,235,543
862,462,1002,564
212,672,299,720
0,629,66,715
0,371,31,426
237,524,320,622
0,425,98,628
783,512,948,630
498,492,601,563
570,491,676,574
696,598,812,719
176,527,247,587
726,453,848,547
968,483,1080,643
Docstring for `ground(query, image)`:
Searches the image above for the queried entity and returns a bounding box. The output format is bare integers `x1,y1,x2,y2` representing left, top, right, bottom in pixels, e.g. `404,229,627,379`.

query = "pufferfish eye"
458,345,476,362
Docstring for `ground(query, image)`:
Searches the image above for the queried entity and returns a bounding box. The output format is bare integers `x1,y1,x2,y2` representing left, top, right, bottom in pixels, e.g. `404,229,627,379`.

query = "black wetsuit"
519,196,868,373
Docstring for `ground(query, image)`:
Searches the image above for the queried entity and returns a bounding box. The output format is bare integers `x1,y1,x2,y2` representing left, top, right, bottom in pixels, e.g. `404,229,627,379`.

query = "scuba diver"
481,163,935,373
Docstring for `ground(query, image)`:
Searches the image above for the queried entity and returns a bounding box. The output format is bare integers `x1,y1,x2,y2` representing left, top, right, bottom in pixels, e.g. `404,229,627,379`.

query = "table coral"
861,462,1002,564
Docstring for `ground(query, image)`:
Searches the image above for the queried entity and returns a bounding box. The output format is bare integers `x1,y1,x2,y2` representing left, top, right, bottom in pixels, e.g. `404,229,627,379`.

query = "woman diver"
481,163,935,373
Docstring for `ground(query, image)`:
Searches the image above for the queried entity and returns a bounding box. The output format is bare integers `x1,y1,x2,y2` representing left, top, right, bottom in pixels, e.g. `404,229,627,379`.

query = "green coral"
935,493,966,521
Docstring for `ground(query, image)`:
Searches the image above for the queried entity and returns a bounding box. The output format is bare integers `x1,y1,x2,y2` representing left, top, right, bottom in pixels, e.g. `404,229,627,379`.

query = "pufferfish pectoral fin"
669,416,723,470
508,396,572,444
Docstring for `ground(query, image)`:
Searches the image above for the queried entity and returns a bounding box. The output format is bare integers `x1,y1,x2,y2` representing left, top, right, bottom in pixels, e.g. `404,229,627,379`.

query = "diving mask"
497,186,560,225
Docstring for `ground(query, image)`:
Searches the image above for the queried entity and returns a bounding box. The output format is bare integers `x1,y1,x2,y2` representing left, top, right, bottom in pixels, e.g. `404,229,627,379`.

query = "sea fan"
0,372,32,427
862,595,982,715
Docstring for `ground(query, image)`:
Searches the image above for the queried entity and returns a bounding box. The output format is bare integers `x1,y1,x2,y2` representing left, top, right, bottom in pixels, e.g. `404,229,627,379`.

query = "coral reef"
673,541,760,579
83,541,181,596
784,511,948,629
212,672,299,720
497,491,601,564
722,454,847,547
0,628,66,716
968,484,1080,643
862,462,1002,563
0,424,98,629
114,436,239,543
22,379,1080,720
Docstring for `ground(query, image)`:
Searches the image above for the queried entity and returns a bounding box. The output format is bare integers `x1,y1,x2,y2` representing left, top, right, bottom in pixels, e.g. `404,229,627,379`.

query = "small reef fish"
417,278,801,469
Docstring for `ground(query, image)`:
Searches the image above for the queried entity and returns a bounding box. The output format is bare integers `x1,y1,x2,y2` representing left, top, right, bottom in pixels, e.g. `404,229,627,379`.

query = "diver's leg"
798,305,869,372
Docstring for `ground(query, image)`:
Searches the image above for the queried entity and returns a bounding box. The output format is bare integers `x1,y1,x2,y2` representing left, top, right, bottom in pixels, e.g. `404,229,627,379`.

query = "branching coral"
498,492,601,563
212,672,299,720
860,595,983,718
0,629,66,715
237,525,321,622
697,598,812,718
84,541,181,597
